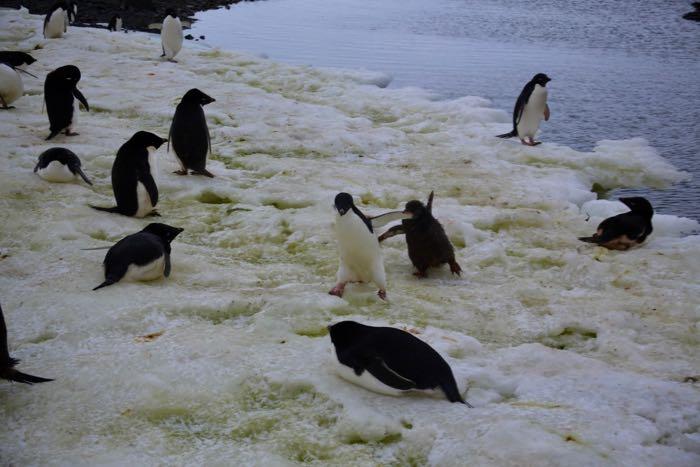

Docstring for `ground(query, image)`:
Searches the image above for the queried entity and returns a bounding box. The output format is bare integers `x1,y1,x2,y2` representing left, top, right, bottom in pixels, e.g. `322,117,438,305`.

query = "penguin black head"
0,51,36,67
142,223,184,243
130,131,168,150
620,197,653,217
182,88,215,106
52,64,81,85
532,73,551,86
334,192,355,216
328,321,368,350
404,200,428,219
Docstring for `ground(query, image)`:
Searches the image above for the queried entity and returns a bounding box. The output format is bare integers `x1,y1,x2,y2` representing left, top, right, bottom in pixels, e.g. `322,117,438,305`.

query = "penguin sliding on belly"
91,131,168,218
0,52,37,110
169,88,216,177
34,147,92,185
328,321,472,405
44,65,89,140
93,223,184,290
330,193,410,300
497,73,551,146
44,2,68,39
579,197,654,250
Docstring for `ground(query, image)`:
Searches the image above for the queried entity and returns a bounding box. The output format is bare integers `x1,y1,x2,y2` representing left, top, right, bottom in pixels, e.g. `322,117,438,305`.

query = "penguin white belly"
37,161,75,182
45,9,66,38
517,84,548,138
134,182,155,218
0,65,23,106
123,256,166,282
333,359,406,397
115,18,122,31
70,98,78,130
161,17,183,59
335,213,386,287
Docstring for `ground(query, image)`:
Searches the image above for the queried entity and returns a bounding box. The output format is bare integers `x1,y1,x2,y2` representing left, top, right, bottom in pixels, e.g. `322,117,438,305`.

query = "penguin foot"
329,283,346,297
377,289,387,300
0,106,15,110
64,131,80,137
147,210,161,217
413,270,428,278
191,169,215,178
449,260,462,276
173,170,188,175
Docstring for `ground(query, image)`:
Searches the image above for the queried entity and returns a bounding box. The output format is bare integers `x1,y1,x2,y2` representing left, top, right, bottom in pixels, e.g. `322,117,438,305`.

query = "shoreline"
0,0,255,32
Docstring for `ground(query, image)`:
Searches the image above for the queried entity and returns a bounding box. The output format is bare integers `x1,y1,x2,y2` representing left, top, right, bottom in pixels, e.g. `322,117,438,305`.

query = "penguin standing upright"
34,147,92,185
379,191,462,277
328,321,471,405
579,197,654,250
93,223,184,290
66,1,78,24
160,9,183,61
1,304,53,385
91,131,168,217
169,88,216,177
497,73,551,146
44,65,89,140
330,193,410,300
108,14,122,32
44,2,68,39
0,52,36,109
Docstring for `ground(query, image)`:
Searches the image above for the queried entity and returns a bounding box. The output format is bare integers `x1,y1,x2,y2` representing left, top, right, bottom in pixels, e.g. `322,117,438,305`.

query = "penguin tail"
45,131,59,141
93,279,115,291
497,129,518,139
2,368,53,385
90,205,121,214
578,236,599,244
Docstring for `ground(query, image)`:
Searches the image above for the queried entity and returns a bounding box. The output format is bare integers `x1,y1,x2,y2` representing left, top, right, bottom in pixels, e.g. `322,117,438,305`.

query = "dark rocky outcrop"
683,2,700,21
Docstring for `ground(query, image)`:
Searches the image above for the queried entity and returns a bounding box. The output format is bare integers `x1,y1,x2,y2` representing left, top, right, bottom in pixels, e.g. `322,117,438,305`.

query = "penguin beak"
73,88,89,111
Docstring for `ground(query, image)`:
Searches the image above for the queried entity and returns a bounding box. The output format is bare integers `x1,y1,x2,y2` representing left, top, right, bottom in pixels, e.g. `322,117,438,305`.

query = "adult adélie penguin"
0,51,37,109
497,73,551,146
90,131,167,217
43,1,68,39
161,9,183,61
579,197,654,250
169,88,216,177
1,304,53,385
93,223,184,290
328,320,472,405
330,193,410,300
44,65,89,140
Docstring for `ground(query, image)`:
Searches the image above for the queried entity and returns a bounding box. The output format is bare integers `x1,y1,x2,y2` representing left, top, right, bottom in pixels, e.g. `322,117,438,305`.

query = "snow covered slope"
0,8,698,466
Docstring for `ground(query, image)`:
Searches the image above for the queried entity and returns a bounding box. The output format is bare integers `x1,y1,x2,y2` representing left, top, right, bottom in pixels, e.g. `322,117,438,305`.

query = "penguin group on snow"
0,4,663,408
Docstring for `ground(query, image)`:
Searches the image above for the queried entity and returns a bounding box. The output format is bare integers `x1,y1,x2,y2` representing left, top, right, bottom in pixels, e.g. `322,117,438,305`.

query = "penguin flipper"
163,253,171,277
46,130,59,141
370,211,410,229
378,224,406,242
139,171,159,207
366,358,416,391
1,368,53,385
578,236,600,244
439,380,469,405
74,167,93,185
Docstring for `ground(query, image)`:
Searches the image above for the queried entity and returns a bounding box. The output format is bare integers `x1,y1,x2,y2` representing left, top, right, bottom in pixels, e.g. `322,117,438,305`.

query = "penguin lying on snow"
1,304,53,385
44,1,68,39
91,131,167,217
330,193,410,300
108,14,122,32
34,147,92,185
93,223,184,290
0,52,37,109
328,321,471,405
579,197,654,250
45,65,89,140
379,191,461,277
169,88,216,177
497,73,551,146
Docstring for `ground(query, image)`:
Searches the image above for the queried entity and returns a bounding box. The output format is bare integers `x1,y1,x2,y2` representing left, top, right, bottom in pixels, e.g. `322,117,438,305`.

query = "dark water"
193,0,700,219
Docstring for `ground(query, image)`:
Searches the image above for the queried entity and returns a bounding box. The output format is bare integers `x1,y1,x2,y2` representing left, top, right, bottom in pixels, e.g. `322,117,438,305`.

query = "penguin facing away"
93,223,184,290
0,52,36,109
44,2,68,39
379,191,462,277
579,197,654,250
497,73,551,146
90,131,167,218
161,9,183,61
44,65,89,140
1,304,53,385
330,193,410,300
34,147,92,185
169,88,216,177
328,321,471,405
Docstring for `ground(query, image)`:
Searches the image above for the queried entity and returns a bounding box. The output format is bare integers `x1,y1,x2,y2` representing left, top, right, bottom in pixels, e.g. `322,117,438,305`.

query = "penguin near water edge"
579,197,654,250
497,73,551,146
